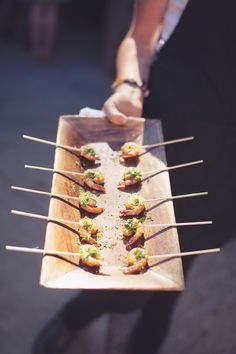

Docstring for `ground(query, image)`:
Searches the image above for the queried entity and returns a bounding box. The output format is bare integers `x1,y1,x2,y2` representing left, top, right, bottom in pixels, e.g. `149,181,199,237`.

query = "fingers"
103,103,128,126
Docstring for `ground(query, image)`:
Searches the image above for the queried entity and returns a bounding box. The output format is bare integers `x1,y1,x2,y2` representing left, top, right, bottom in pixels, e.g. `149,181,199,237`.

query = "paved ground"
1,30,236,354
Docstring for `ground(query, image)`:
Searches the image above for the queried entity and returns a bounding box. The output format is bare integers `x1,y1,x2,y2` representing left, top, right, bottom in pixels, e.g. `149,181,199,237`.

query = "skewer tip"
11,186,19,190
203,220,213,225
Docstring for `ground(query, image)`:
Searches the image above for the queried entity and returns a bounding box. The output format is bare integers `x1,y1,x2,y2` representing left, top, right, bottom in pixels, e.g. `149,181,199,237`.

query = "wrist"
112,77,149,98
114,83,144,102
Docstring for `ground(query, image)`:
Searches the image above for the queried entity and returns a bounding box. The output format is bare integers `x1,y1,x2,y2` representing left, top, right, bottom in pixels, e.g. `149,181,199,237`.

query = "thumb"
103,103,128,126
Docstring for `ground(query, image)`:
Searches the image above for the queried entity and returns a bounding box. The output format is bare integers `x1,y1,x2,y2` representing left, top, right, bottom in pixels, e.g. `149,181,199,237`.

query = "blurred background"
0,1,236,354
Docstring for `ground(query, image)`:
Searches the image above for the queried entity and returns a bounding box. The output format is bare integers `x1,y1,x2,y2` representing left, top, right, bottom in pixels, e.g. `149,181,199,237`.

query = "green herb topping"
82,219,92,229
126,142,136,149
125,167,142,178
80,192,94,205
88,248,100,259
84,147,96,156
134,248,145,261
124,218,139,231
133,197,142,206
85,171,96,178
139,216,146,223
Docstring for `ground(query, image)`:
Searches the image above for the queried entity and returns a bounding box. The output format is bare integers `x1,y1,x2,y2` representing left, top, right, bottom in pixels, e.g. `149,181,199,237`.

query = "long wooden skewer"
6,245,220,260
11,210,212,228
11,210,81,225
11,186,81,201
25,161,203,178
6,245,80,257
142,160,203,176
23,134,81,152
144,221,212,227
23,134,194,152
145,191,208,203
148,248,220,260
11,185,207,203
25,165,85,176
141,136,194,149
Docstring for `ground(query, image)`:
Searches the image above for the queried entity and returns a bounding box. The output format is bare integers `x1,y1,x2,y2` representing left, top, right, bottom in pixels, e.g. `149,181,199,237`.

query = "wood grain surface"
40,116,184,291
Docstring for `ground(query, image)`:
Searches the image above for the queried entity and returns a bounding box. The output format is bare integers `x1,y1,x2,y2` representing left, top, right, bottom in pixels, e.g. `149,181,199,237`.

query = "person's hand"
103,84,144,125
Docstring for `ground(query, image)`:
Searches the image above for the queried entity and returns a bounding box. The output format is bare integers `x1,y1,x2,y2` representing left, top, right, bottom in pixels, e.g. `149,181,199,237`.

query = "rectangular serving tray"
40,116,184,291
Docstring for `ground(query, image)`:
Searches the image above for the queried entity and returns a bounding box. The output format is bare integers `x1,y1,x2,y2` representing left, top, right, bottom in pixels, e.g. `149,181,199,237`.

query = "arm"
103,0,169,125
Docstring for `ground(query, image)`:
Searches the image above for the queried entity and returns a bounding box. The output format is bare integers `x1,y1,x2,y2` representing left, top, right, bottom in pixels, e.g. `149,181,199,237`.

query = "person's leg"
126,291,179,354
61,290,152,331
33,290,152,354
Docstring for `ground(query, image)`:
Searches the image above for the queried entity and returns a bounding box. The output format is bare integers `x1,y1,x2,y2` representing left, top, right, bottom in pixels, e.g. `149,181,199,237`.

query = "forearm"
103,0,169,125
116,35,154,85
115,0,169,85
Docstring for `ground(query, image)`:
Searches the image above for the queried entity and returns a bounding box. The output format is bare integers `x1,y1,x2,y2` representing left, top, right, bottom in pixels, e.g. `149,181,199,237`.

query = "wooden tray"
40,116,184,291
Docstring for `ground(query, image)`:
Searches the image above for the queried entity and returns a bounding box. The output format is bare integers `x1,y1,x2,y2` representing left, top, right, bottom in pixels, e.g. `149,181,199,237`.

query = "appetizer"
123,247,147,274
78,216,102,244
119,142,140,160
118,167,142,189
79,145,100,161
79,191,104,214
120,195,146,216
80,244,103,267
123,218,144,250
84,170,106,193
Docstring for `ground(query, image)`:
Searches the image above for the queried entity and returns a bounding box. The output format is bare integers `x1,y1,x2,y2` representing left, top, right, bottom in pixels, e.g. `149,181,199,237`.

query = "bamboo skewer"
5,245,220,261
24,160,203,180
6,245,80,257
23,134,194,152
24,165,85,176
11,210,212,228
11,210,81,226
144,221,212,227
11,185,207,203
142,160,203,176
25,161,203,179
141,136,194,149
145,191,208,203
23,134,81,152
11,186,81,201
148,248,220,259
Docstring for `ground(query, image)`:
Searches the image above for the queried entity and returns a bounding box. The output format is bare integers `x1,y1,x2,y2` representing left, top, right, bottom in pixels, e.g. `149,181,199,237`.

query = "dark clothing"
61,0,236,353
146,0,236,125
